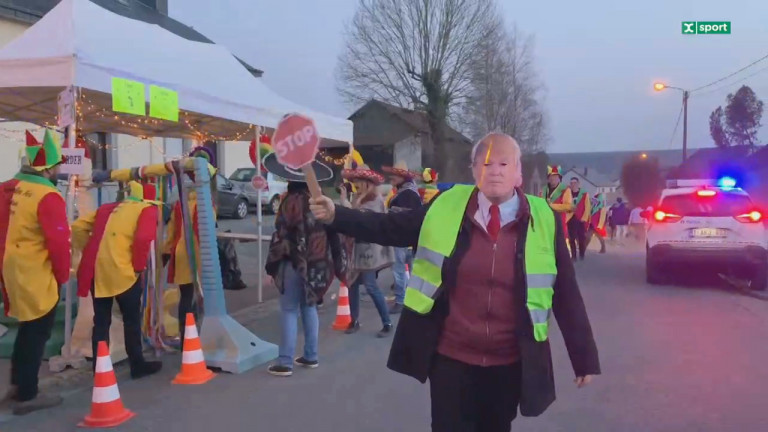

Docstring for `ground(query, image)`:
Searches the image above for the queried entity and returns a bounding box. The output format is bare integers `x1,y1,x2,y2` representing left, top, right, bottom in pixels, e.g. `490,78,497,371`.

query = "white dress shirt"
474,191,520,233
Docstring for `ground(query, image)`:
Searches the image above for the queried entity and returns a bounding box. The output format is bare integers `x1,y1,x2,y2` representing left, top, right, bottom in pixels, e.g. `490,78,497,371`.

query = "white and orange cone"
79,341,135,428
172,313,215,385
332,281,352,331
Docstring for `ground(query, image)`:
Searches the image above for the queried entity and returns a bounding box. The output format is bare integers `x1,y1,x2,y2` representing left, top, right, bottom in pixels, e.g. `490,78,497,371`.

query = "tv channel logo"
682,21,731,35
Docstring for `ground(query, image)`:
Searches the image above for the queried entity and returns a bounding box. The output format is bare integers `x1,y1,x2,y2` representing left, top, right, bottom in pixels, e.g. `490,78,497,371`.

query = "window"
659,192,753,217
88,132,109,170
229,168,256,182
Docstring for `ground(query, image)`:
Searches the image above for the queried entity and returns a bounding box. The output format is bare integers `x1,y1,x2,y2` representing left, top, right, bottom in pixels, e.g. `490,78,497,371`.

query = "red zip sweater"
436,194,526,366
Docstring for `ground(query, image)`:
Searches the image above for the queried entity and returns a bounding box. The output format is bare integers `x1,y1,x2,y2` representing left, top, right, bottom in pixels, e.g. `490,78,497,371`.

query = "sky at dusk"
171,0,767,153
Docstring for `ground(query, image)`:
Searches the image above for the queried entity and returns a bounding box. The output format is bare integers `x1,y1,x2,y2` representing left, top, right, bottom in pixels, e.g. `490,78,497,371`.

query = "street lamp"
653,82,690,162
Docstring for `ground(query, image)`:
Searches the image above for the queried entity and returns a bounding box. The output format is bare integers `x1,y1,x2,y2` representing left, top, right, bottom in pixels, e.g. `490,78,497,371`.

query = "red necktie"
488,204,501,241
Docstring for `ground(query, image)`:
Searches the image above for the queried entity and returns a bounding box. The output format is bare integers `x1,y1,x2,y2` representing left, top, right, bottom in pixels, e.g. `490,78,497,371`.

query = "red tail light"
735,211,762,223
697,189,716,197
653,210,682,223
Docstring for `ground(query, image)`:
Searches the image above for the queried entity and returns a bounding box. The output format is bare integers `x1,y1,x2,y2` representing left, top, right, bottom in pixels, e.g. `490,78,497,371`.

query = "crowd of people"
264,132,599,431
541,165,652,258
1,128,601,431
0,133,218,415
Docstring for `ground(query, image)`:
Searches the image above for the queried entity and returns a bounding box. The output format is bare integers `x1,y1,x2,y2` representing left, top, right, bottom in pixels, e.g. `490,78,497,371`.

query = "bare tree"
337,0,498,179
459,24,548,154
709,106,729,148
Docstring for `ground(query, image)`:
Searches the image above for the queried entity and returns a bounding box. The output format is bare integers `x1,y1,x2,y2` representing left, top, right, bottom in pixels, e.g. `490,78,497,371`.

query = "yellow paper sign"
149,85,179,122
111,77,146,116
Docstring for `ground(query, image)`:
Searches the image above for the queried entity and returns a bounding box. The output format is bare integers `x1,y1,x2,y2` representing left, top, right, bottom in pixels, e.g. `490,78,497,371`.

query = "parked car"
228,168,287,214
216,173,250,219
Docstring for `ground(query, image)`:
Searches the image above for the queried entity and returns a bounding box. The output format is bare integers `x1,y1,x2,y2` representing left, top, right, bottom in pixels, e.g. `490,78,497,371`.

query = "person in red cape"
568,177,592,261
0,130,69,415
587,193,608,254
541,166,574,239
72,181,163,380
162,147,217,348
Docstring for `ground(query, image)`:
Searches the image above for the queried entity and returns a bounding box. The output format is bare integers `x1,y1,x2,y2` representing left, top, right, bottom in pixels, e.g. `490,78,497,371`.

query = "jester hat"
249,134,273,172
547,165,563,178
422,168,438,184
344,149,364,170
125,181,162,205
26,130,64,171
188,146,217,181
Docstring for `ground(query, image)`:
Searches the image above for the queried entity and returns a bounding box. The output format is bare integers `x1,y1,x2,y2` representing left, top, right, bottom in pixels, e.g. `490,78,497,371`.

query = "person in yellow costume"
162,149,217,348
541,165,574,239
72,181,163,380
0,130,70,415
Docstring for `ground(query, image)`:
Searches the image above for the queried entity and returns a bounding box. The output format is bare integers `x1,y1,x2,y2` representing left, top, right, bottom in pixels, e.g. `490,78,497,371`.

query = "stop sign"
272,113,320,170
251,175,267,190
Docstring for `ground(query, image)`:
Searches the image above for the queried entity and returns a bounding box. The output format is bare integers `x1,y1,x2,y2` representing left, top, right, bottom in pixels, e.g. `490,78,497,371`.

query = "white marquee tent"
0,0,352,143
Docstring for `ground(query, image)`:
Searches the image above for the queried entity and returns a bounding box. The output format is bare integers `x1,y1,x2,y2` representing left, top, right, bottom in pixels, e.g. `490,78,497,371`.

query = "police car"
645,178,767,290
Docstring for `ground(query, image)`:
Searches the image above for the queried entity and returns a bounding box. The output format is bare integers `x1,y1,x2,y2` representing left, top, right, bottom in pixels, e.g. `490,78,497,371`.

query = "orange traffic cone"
332,281,352,331
172,313,215,385
79,341,135,428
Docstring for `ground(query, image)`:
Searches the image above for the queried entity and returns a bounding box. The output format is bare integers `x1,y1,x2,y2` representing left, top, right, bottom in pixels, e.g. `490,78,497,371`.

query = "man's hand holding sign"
272,113,323,198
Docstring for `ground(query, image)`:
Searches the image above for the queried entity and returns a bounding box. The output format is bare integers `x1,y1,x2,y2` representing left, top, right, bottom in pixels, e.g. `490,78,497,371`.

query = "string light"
318,151,353,167
76,94,256,142
6,91,336,164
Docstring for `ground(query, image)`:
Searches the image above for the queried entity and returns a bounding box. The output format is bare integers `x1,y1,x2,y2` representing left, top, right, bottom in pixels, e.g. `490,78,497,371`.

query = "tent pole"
50,88,87,372
256,127,263,303
63,102,78,358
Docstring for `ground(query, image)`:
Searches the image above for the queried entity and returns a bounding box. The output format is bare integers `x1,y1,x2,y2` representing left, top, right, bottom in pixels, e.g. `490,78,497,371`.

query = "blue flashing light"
717,176,737,190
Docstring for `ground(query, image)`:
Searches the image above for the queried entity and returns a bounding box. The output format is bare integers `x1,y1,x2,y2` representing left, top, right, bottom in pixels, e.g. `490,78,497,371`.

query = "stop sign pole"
272,113,323,199
254,128,264,303
301,163,322,199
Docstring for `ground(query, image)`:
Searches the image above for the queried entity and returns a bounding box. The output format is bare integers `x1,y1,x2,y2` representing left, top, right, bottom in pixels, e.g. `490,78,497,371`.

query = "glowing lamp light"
653,82,666,91
653,210,667,221
717,176,737,190
697,189,716,197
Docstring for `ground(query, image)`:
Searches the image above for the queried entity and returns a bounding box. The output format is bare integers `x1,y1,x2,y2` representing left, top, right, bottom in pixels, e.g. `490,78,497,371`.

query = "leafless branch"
457,22,549,153
336,0,497,113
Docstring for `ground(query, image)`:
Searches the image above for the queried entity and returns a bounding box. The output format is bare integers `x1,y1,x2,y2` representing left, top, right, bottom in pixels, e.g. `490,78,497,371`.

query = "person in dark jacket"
263,155,348,377
609,197,630,244
309,133,600,432
381,161,423,314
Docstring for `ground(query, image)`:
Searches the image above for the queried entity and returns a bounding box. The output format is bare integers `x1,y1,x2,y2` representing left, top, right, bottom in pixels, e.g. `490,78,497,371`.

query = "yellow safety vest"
404,185,557,342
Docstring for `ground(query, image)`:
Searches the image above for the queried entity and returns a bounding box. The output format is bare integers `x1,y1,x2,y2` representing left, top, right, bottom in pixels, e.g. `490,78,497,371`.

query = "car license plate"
691,228,727,238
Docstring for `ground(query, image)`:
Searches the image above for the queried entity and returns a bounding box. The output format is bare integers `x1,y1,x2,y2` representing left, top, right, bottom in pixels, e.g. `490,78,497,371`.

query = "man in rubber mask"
308,133,600,431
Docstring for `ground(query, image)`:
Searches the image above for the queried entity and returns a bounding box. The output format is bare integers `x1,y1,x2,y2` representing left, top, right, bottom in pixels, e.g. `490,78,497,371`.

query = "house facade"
349,100,473,182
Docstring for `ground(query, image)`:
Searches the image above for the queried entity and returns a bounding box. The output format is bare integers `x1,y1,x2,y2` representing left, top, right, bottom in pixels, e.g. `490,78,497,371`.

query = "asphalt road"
3,243,768,431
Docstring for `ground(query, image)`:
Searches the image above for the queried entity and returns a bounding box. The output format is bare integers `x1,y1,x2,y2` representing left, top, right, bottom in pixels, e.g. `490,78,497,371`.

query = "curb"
36,298,282,395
